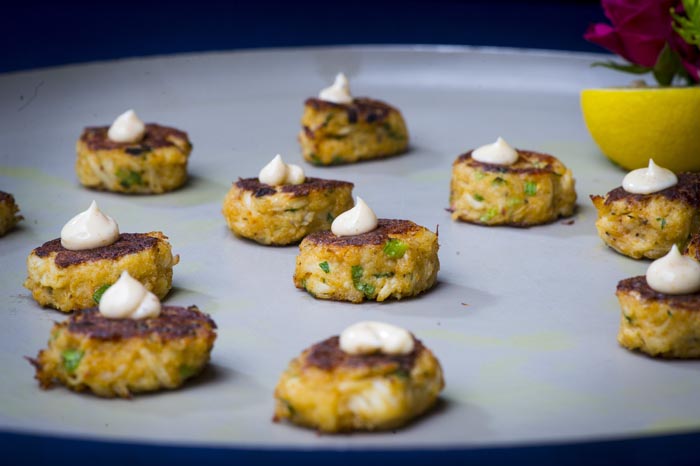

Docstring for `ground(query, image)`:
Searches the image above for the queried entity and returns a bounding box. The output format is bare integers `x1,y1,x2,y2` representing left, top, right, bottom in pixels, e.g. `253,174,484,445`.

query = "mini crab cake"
273,335,444,432
29,306,217,397
450,149,576,226
591,173,700,260
616,276,700,358
24,232,178,312
299,98,409,166
294,219,439,303
0,191,22,236
223,177,354,245
76,123,192,194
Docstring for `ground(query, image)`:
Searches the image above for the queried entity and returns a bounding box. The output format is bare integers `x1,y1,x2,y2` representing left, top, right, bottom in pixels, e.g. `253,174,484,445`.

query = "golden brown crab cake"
294,219,439,303
274,335,444,433
591,173,700,260
299,97,409,165
0,191,22,236
616,276,700,358
222,177,354,245
449,150,576,226
684,233,700,260
29,305,217,397
24,232,179,312
76,124,192,194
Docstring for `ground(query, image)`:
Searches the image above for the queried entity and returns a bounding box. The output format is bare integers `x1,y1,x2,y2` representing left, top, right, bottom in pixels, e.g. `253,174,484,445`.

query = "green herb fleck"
656,217,667,230
382,122,406,141
179,365,198,379
93,284,111,304
667,310,674,318
62,349,84,373
383,238,408,259
392,369,410,379
506,198,523,207
374,271,395,278
319,261,330,273
491,177,506,186
624,314,633,324
309,153,322,165
472,193,484,202
330,156,345,165
116,168,142,188
326,212,335,223
281,399,296,416
351,265,375,298
284,207,300,212
351,265,364,281
524,181,537,196
474,171,485,180
479,208,498,222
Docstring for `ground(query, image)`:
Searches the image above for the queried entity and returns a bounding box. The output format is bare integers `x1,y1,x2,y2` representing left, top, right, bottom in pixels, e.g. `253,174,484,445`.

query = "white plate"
1,46,698,449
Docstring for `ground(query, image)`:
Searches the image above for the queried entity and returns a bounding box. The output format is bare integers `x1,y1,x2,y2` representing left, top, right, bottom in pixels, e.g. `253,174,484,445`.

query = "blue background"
3,1,698,465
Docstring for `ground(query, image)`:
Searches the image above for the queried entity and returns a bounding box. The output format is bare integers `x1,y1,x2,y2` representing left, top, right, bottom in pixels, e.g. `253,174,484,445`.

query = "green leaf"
62,349,84,373
524,181,537,196
92,284,111,304
672,0,700,46
591,61,652,75
653,44,684,87
319,261,330,273
116,168,143,188
383,238,408,259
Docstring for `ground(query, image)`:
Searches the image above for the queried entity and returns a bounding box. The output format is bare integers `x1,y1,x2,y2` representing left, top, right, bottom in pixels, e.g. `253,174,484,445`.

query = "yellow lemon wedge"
581,87,700,172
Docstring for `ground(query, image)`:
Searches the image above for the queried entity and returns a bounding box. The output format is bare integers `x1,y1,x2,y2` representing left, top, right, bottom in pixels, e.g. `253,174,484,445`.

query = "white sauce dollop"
318,73,353,104
99,271,162,319
107,109,146,143
471,137,519,165
60,201,120,251
622,159,678,194
258,154,305,186
340,321,414,355
331,196,378,236
646,245,700,295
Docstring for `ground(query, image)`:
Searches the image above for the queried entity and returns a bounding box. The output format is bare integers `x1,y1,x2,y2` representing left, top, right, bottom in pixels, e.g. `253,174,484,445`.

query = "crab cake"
591,173,700,260
273,335,444,432
299,98,409,166
29,306,216,397
616,276,700,358
222,177,354,245
0,191,22,236
294,219,439,303
76,124,192,194
449,150,576,226
24,232,178,312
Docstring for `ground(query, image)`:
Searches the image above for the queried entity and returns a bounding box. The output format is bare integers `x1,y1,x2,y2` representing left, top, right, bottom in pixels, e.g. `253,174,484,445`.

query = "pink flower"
584,0,676,68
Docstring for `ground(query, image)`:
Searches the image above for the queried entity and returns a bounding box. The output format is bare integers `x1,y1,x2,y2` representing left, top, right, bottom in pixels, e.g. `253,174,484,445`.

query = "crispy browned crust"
63,306,216,341
455,150,560,175
600,173,700,207
617,276,700,311
303,219,423,247
304,336,424,373
80,124,189,153
304,97,396,124
0,191,16,204
33,233,159,268
234,177,354,198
